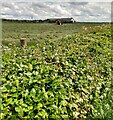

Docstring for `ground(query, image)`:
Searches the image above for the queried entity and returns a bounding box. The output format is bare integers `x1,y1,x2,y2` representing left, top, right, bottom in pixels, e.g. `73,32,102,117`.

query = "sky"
0,0,112,22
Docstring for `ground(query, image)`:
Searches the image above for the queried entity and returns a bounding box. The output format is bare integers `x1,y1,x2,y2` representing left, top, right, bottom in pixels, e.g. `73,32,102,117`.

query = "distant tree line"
2,18,76,23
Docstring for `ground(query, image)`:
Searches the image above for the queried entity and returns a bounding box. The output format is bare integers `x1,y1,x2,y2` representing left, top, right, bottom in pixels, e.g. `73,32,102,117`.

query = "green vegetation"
1,21,113,119
2,21,107,46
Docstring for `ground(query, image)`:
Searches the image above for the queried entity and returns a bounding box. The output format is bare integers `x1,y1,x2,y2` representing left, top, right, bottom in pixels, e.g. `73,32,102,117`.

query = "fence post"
20,38,27,48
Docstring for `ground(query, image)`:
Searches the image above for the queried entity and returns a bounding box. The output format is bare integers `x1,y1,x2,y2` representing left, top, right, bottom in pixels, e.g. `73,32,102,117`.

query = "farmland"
1,21,113,119
2,21,108,46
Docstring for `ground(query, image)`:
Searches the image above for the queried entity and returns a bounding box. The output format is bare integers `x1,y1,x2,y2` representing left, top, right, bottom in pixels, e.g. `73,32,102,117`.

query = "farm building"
43,17,75,23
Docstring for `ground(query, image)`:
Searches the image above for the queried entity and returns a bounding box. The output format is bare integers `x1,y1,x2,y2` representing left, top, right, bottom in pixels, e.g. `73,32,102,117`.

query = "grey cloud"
1,2,111,22
111,2,113,22
0,0,112,2
67,2,88,6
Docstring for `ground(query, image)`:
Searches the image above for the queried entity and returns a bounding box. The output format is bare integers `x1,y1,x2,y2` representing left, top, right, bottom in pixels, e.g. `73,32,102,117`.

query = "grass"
2,21,107,46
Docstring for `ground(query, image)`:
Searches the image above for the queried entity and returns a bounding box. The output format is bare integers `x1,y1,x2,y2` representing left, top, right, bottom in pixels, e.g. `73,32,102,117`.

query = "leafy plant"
1,22,112,119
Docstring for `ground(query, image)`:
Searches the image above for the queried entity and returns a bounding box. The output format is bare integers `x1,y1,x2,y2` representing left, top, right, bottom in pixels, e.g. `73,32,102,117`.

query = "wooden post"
20,38,27,48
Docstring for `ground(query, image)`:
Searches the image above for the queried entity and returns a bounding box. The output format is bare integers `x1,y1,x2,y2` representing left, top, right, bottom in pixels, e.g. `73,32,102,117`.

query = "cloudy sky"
0,0,112,22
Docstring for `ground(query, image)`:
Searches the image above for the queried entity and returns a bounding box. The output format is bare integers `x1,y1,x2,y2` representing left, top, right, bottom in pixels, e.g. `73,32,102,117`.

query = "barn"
43,17,75,23
60,18,75,23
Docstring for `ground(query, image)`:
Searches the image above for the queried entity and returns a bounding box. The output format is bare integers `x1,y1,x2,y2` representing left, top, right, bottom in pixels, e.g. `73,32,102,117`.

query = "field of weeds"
1,21,113,119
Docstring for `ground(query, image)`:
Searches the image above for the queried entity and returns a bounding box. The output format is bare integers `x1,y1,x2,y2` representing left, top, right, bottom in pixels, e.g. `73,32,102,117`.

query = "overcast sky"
0,0,112,22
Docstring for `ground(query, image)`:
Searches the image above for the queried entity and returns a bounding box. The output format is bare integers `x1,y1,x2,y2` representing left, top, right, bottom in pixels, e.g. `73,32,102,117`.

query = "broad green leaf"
37,103,42,109
30,88,36,96
15,106,22,113
6,98,12,105
0,113,5,119
28,105,33,110
15,79,19,87
11,87,17,92
28,63,33,71
2,86,7,92
73,111,80,118
60,100,68,106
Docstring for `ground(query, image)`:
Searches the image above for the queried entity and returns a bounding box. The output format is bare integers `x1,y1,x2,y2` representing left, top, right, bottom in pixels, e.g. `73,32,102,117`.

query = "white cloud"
1,2,111,22
54,0,112,2
0,0,112,2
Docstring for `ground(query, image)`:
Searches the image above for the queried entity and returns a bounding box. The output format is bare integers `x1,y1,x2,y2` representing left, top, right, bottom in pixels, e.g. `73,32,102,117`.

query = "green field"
1,21,113,119
2,21,107,46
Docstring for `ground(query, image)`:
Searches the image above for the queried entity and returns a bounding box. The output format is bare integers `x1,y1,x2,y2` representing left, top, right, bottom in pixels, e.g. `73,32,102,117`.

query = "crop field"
1,21,113,119
2,21,107,46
